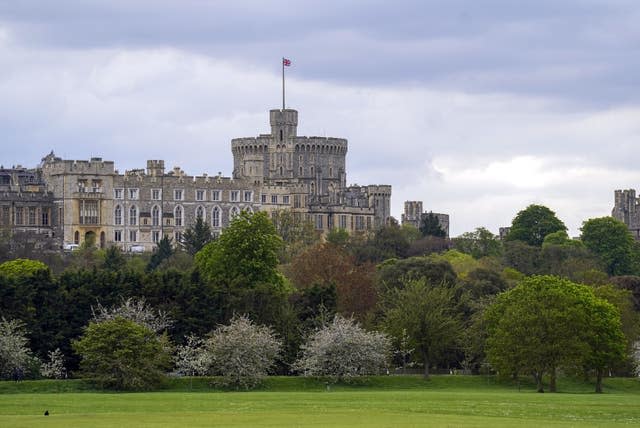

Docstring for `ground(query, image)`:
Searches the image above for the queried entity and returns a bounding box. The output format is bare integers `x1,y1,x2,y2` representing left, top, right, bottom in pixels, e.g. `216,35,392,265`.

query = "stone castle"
400,201,450,238
0,108,391,251
612,189,640,239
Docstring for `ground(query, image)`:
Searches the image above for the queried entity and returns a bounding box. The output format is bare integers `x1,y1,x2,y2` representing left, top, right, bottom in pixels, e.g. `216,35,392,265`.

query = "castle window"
129,230,137,242
212,190,221,201
114,205,122,225
28,207,36,225
2,206,9,225
261,194,267,204
340,215,347,229
283,195,290,205
271,195,278,204
114,230,122,242
196,206,205,220
315,215,323,230
175,205,183,227
152,189,162,200
212,206,220,228
299,166,303,175
230,191,239,202
280,166,283,175
310,166,314,176
74,230,80,244
329,167,333,177
41,209,49,226
114,189,123,199
152,205,160,226
152,231,160,243
244,191,253,202
279,129,283,141
80,200,99,225
128,188,139,200
175,231,182,243
196,190,205,201
129,206,137,226
15,207,23,225
174,189,183,201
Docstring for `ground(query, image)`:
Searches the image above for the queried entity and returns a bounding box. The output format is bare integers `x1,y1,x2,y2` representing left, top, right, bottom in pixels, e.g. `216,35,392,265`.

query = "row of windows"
313,214,371,231
0,206,51,227
113,188,253,202
114,205,248,228
260,194,291,205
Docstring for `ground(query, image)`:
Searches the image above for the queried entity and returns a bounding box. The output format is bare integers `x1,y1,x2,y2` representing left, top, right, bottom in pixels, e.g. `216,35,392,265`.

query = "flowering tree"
41,348,66,379
293,316,391,382
175,334,211,377
91,297,172,333
205,315,281,389
0,318,33,380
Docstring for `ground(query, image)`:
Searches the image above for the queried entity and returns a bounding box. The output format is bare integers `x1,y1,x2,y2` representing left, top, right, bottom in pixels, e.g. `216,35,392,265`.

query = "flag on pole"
283,58,291,67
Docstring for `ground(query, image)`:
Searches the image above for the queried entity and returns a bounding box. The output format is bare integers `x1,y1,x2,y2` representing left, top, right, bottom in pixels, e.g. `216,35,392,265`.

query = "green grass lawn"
1,376,639,427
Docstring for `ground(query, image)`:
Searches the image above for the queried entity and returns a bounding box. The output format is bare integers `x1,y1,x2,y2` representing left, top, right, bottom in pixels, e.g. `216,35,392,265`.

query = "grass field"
1,376,639,427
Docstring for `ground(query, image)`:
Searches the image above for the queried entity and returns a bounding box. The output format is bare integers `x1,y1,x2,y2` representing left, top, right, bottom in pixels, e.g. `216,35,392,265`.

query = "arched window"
196,205,205,221
310,166,314,176
175,205,183,227
74,230,79,244
114,205,122,225
279,129,283,141
212,206,220,228
129,205,137,226
230,206,240,220
152,205,160,226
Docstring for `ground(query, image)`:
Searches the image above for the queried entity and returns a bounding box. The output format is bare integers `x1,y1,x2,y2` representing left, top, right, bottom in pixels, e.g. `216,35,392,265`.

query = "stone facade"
612,189,640,239
400,200,450,238
0,166,58,250
2,107,392,251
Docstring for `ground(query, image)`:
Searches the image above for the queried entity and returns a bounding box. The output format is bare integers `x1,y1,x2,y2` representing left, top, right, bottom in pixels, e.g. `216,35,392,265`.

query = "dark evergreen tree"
147,236,174,272
181,216,213,256
419,212,446,238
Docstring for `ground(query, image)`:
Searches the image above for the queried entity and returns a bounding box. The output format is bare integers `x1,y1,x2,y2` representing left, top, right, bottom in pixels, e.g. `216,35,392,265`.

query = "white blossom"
293,315,391,382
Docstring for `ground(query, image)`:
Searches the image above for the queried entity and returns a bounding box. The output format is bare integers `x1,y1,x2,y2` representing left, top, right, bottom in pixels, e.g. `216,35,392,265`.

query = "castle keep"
1,108,391,251
612,189,640,239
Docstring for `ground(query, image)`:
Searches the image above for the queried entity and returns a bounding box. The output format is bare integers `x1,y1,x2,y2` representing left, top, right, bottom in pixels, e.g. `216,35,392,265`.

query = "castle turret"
270,109,298,142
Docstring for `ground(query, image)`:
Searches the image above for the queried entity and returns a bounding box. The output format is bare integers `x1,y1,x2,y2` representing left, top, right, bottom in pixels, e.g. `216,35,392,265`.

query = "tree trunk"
534,372,544,393
549,367,557,393
421,348,430,379
595,368,603,394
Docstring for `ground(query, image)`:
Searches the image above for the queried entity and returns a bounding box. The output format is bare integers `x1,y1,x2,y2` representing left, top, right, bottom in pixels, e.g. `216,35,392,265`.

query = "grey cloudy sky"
1,0,639,236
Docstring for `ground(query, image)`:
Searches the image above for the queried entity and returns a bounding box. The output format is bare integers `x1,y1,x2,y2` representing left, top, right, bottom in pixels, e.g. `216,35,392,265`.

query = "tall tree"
581,217,638,276
147,236,174,271
506,204,567,247
485,275,625,393
383,279,462,378
181,216,213,256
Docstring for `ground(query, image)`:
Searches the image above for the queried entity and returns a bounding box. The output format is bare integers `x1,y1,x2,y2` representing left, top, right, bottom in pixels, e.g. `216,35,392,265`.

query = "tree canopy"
506,204,567,246
581,217,638,276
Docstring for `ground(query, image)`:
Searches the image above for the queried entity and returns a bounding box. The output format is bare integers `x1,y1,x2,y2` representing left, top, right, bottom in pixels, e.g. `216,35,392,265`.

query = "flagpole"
282,57,285,111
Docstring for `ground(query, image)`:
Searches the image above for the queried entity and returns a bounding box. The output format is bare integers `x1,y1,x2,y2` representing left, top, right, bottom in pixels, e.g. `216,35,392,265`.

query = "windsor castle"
0,108,391,252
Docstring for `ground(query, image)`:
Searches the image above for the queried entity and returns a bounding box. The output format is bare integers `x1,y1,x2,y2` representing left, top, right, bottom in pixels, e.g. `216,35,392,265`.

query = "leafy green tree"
181,216,214,256
419,212,446,238
485,275,626,393
270,209,318,261
453,227,502,259
383,280,462,378
377,256,457,292
73,317,171,390
506,204,567,246
326,228,350,247
581,217,638,276
147,236,174,271
0,259,64,358
503,240,541,275
196,211,284,288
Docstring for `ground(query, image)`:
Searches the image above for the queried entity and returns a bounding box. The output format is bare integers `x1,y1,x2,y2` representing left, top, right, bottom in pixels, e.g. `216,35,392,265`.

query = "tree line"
0,206,639,392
